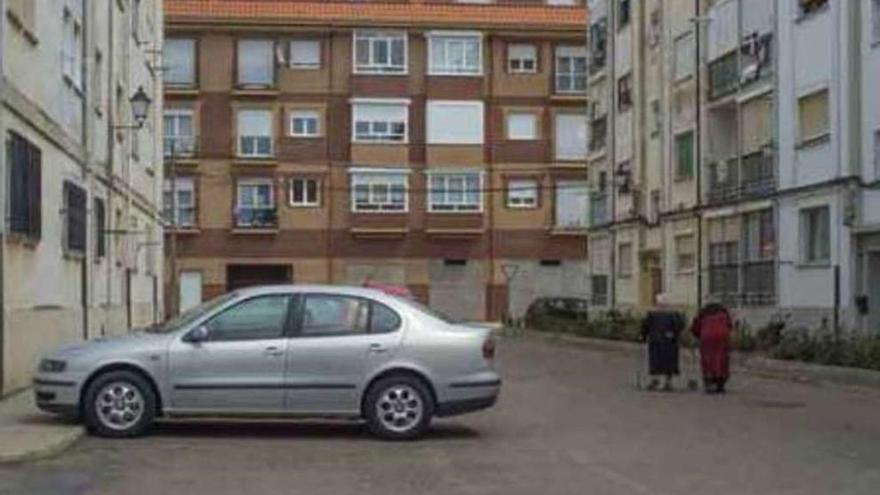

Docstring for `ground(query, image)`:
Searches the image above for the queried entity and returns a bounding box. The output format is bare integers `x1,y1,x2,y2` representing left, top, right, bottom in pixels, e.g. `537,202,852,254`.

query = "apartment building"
162,0,589,322
0,0,165,395
587,0,880,334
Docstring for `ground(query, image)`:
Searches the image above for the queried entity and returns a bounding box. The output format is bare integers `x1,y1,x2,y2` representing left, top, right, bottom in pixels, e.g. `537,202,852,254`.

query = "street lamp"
129,86,152,128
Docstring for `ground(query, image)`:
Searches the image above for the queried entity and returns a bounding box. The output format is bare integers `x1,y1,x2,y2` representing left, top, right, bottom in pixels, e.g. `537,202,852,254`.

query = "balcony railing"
742,260,776,306
234,207,278,229
707,153,777,205
237,135,274,159
163,136,198,159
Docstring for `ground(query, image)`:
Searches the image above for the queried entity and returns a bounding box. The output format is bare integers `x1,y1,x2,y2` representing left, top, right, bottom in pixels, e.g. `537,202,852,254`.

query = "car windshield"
392,297,460,324
144,292,238,334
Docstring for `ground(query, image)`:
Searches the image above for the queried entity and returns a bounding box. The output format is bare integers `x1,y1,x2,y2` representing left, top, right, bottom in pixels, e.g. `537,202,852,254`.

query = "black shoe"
647,379,660,391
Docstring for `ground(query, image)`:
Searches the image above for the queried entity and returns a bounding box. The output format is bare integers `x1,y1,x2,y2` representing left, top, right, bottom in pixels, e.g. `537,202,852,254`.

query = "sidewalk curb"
515,330,880,390
0,427,84,465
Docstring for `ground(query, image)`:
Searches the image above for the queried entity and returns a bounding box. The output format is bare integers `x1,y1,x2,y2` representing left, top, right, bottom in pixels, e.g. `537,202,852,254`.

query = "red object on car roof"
363,282,414,300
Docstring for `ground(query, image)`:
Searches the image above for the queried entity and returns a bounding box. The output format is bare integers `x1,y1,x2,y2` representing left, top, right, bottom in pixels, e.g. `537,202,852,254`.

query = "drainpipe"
693,0,704,310
608,0,618,309
105,0,115,331
0,0,7,395
486,33,496,321
325,27,334,285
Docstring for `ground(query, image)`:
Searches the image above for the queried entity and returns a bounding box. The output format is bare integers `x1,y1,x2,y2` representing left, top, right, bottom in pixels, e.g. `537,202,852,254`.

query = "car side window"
205,295,290,341
300,295,369,337
370,302,401,334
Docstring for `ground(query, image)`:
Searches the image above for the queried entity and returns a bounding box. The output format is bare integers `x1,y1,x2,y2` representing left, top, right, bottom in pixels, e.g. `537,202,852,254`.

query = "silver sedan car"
33,285,501,440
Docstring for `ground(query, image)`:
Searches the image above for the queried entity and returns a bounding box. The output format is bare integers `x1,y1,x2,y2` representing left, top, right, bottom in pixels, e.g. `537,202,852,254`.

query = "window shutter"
28,139,42,240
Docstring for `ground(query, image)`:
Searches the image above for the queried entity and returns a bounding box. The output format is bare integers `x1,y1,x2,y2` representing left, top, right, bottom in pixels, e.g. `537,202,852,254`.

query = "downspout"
324,27,334,284
608,0,618,309
0,0,7,395
636,0,647,297
694,0,704,310
487,33,496,321
81,0,91,340
105,0,115,330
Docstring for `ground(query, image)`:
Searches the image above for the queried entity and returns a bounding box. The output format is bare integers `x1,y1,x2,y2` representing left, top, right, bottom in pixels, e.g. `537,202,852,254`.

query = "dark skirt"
648,336,680,375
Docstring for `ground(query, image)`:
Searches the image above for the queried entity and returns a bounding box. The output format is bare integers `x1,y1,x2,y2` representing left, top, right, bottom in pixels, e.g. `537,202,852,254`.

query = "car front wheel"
364,375,434,440
83,370,156,438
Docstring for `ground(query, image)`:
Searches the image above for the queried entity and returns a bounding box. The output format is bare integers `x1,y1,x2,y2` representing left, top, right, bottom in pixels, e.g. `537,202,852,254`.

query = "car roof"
233,284,395,301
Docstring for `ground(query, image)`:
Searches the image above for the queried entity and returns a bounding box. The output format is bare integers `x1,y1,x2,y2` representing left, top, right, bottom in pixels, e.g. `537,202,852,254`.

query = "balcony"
708,51,738,101
742,260,776,306
163,136,198,160
236,136,275,162
233,207,278,231
707,153,777,205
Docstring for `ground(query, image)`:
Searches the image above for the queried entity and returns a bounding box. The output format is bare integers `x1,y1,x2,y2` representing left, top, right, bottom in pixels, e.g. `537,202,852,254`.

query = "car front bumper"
33,376,81,417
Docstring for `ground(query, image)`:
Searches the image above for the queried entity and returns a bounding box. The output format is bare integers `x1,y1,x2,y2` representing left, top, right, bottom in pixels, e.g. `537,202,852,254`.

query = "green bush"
770,329,880,371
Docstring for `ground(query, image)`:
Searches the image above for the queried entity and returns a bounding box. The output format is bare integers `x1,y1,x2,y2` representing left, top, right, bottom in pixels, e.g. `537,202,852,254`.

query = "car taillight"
482,337,496,360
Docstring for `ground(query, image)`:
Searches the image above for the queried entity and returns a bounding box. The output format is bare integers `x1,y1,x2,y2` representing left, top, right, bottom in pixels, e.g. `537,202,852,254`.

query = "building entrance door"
640,252,662,307
868,252,880,334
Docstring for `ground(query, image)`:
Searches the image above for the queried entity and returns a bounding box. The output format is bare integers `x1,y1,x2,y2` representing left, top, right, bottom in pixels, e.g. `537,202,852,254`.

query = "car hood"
49,331,173,361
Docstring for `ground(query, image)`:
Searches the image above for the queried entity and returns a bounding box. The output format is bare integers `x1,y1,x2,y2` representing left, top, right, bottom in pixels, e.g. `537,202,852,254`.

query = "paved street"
2,335,880,495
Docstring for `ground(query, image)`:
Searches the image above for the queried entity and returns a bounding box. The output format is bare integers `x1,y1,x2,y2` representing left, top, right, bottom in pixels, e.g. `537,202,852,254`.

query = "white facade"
0,0,164,395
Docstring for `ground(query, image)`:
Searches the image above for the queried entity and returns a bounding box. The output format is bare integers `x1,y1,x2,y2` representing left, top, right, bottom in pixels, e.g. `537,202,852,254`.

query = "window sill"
551,93,587,101
351,209,409,215
551,160,587,168
5,232,40,249
234,156,278,166
505,204,538,210
165,86,200,97
166,227,201,235
62,249,87,262
427,72,484,78
352,70,409,76
427,209,484,215
232,87,279,97
796,260,832,270
796,133,831,150
425,228,485,237
349,227,409,238
231,227,279,235
548,227,588,237
507,70,539,76
352,140,409,146
289,203,321,209
288,134,323,140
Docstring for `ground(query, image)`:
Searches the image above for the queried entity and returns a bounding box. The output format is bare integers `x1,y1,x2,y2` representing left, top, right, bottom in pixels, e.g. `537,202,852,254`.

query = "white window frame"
800,205,831,264
163,109,195,157
507,43,538,74
674,232,696,273
506,112,539,140
289,39,321,69
554,180,589,229
555,113,588,160
235,178,275,226
427,31,483,76
507,179,539,209
163,38,196,86
618,242,633,277
288,109,321,137
350,169,410,213
351,99,410,144
673,32,695,81
554,45,587,94
237,110,274,158
163,177,196,227
353,30,408,74
426,100,485,145
288,177,320,207
427,171,484,213
62,5,84,90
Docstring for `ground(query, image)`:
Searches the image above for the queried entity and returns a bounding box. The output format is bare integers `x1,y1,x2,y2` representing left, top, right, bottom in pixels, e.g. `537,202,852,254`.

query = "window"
236,179,276,228
618,243,633,277
675,131,695,179
351,171,408,212
589,115,607,152
744,209,775,262
506,112,538,140
163,178,196,227
300,295,369,336
555,180,588,229
547,0,577,5
618,0,631,29
370,303,401,334
555,46,587,93
508,43,537,74
6,131,41,240
290,39,321,69
427,101,484,144
94,198,106,259
428,172,483,212
798,90,829,145
874,0,880,43
874,130,880,178
289,110,320,137
163,109,195,157
801,206,830,264
352,101,408,143
617,74,633,112
62,6,84,89
555,113,587,160
206,295,290,341
237,110,273,157
798,0,828,18
289,178,320,207
674,234,696,272
673,33,695,81
63,181,87,254
237,39,274,87
164,39,196,86
591,275,608,306
354,31,407,74
428,32,482,75
92,49,104,114
589,19,608,74
507,179,538,209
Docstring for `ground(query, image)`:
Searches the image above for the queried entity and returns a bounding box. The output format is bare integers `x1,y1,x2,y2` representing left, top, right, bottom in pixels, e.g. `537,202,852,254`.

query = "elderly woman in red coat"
690,303,734,394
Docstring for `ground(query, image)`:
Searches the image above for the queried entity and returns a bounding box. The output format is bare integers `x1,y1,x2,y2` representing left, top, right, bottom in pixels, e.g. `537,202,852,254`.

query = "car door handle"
263,346,284,357
368,343,388,353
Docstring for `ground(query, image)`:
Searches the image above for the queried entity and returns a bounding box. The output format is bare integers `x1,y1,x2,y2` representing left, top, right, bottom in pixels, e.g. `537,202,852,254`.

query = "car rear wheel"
364,375,434,440
83,370,156,438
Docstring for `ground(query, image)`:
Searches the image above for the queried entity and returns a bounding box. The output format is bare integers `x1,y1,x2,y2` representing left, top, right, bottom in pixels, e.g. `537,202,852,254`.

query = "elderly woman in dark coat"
640,294,685,391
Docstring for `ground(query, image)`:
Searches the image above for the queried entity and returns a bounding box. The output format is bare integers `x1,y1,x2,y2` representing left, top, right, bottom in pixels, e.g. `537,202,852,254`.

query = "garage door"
428,260,485,322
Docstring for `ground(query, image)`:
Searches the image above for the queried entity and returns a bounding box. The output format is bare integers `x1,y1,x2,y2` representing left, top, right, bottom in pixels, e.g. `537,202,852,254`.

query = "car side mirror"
184,325,210,344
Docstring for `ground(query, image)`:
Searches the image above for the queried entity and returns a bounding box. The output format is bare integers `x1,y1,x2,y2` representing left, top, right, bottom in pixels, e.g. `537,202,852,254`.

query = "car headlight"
39,359,67,373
